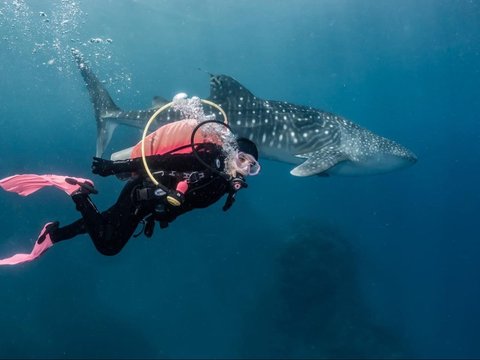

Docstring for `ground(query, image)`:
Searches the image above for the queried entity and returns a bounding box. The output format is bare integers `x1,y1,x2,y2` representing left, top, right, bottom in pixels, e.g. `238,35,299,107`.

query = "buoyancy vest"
130,119,222,159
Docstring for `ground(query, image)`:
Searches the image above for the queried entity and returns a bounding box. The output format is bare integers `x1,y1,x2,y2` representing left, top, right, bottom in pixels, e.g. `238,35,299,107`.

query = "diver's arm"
91,144,224,177
91,156,162,177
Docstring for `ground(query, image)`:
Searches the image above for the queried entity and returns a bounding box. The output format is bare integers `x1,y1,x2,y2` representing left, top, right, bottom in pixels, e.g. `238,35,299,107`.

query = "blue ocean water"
0,0,479,358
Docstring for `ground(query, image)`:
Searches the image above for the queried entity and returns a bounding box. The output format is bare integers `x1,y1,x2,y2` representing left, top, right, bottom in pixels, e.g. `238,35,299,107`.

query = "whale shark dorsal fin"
290,149,347,176
151,96,169,109
209,74,257,102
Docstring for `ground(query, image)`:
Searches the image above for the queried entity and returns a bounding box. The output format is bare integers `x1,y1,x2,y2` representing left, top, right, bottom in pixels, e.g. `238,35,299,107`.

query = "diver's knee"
94,244,122,256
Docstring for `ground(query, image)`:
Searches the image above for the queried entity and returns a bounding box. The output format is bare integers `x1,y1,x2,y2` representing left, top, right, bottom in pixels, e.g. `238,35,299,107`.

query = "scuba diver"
0,94,260,265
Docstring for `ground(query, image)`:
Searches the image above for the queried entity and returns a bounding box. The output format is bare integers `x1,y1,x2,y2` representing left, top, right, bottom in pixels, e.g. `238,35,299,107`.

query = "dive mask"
233,152,261,176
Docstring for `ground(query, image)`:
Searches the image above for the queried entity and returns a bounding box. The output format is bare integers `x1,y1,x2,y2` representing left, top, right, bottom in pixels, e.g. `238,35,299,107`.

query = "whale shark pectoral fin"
96,119,118,158
290,149,347,177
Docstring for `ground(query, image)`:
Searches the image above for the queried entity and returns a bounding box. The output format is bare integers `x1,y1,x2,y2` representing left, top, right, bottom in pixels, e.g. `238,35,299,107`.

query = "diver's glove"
92,157,145,176
91,157,116,177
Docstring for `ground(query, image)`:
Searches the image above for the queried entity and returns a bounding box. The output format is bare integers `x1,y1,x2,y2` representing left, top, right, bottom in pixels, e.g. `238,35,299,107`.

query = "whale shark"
72,49,417,176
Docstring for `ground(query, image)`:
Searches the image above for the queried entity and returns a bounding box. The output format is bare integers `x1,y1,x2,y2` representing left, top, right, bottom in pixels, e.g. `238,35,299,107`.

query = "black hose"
190,120,234,180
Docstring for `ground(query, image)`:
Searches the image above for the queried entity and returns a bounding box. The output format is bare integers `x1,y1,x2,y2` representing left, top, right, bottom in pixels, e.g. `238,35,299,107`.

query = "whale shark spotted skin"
73,49,417,176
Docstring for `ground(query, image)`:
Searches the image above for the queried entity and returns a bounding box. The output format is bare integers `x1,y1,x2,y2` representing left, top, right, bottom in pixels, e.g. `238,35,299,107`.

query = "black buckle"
136,187,166,201
136,188,152,201
186,171,205,184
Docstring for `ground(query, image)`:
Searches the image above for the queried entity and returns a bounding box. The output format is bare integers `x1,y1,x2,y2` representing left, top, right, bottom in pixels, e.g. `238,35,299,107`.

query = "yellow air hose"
141,99,228,200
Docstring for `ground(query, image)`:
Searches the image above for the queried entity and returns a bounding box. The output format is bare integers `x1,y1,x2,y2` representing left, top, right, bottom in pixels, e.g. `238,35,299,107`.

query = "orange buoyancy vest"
130,119,222,159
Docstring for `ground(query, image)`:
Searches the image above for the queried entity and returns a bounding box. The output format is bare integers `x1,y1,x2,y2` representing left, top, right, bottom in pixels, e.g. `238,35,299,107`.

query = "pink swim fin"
0,222,55,266
0,174,95,197
0,174,95,266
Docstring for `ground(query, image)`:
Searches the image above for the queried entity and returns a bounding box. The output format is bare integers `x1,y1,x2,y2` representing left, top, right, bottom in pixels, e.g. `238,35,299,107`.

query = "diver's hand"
91,157,115,177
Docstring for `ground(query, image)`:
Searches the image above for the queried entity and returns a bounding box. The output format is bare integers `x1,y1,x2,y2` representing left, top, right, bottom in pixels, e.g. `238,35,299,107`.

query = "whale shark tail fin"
72,48,120,157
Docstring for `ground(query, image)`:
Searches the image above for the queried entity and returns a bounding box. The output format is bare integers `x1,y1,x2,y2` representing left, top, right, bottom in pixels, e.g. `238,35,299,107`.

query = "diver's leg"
70,193,116,255
48,219,87,244
71,179,146,256
92,205,142,256
71,193,104,231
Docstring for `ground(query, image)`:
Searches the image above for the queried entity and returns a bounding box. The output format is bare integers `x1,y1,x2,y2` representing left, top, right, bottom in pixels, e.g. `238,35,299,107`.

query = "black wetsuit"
50,144,237,256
